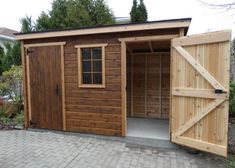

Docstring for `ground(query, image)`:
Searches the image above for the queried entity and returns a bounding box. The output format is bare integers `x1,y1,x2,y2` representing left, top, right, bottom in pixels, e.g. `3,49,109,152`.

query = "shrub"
0,106,11,127
0,65,22,101
226,155,235,168
14,112,24,125
229,81,235,118
0,65,23,128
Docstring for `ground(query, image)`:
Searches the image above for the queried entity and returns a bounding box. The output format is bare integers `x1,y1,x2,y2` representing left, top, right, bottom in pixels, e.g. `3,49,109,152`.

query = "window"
75,44,107,88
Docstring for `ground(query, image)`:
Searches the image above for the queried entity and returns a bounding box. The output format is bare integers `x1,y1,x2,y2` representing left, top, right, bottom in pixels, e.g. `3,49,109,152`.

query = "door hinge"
29,120,36,126
26,48,34,55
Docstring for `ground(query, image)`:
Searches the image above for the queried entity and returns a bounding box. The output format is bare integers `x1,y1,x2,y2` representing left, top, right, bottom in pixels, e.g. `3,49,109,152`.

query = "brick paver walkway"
0,130,225,168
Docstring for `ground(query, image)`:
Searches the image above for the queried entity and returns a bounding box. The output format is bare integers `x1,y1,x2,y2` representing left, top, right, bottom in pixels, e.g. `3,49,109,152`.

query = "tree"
0,46,4,74
2,43,21,71
138,0,148,22
92,0,115,26
35,12,51,31
130,0,138,23
20,16,34,33
130,0,148,23
49,0,68,29
231,39,235,80
22,0,115,32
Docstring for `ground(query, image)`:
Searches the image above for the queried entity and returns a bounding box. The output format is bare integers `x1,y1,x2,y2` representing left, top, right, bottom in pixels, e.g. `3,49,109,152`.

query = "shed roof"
15,18,191,40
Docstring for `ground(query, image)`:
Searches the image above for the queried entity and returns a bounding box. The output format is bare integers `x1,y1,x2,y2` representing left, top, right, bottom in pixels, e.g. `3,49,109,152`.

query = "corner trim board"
121,41,127,136
61,45,66,131
21,41,29,128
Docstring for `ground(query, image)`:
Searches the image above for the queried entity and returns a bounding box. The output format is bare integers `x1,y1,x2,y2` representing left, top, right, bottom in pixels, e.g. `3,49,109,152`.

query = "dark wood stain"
29,46,63,130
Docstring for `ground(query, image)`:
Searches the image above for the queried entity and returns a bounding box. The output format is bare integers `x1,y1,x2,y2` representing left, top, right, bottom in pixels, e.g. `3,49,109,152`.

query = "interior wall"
127,52,170,119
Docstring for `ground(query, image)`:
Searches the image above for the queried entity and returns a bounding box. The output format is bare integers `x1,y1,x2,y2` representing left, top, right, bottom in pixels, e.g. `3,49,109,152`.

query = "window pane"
93,73,102,84
82,48,91,59
93,60,102,72
92,48,102,59
83,73,92,84
82,61,91,72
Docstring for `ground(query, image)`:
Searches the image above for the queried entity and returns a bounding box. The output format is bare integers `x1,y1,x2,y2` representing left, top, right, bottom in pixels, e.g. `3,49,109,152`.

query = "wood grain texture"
23,28,181,136
28,46,63,130
16,20,190,40
171,31,230,157
126,52,170,119
21,41,29,128
61,45,66,130
65,42,122,136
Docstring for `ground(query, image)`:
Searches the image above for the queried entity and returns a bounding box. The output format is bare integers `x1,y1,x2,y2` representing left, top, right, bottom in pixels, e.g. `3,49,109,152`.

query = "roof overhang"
15,18,191,40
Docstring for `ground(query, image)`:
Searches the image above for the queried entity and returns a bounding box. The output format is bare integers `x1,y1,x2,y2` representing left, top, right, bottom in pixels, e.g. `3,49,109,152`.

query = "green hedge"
230,81,235,117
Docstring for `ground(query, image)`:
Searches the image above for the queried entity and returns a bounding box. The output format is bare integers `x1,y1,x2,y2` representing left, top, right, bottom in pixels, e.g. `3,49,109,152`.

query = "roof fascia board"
16,20,190,40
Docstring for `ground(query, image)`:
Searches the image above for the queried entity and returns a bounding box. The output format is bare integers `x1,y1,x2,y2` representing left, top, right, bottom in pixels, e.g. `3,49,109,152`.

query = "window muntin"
76,44,107,88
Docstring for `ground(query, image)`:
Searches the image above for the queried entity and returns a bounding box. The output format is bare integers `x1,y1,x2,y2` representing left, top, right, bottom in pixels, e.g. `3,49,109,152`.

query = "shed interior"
126,40,171,140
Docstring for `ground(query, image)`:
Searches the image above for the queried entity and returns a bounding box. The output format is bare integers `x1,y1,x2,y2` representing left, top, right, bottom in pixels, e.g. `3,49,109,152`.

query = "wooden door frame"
22,42,67,131
118,34,179,136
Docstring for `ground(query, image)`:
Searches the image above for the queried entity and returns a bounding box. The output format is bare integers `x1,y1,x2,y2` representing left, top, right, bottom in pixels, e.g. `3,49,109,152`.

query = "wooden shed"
15,18,231,157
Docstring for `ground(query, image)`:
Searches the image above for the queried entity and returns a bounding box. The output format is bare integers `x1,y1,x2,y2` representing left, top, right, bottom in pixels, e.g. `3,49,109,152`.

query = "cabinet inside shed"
126,40,170,119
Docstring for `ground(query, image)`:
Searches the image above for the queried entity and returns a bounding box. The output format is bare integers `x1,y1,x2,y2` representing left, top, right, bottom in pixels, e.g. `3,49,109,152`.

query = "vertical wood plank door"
28,46,63,130
171,30,231,157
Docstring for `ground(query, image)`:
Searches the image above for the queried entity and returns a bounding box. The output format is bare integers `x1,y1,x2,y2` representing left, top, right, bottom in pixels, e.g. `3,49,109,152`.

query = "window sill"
78,84,105,88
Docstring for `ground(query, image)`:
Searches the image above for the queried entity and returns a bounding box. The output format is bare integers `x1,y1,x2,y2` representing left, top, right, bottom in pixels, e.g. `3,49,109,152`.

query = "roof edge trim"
15,18,191,40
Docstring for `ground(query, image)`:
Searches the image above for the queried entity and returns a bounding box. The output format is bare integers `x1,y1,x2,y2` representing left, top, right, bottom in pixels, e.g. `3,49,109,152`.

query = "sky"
0,0,234,37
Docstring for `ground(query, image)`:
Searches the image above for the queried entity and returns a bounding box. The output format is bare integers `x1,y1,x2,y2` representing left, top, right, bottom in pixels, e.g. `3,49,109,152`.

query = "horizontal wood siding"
23,28,179,136
64,40,122,136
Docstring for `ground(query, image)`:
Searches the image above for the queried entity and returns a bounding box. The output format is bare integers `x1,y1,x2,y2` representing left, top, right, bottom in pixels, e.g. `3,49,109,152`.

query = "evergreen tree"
35,12,51,31
21,0,115,32
0,43,21,74
130,0,138,23
20,16,34,33
1,43,21,73
0,46,4,74
138,0,148,22
49,0,68,29
230,39,235,80
130,0,148,23
92,0,115,26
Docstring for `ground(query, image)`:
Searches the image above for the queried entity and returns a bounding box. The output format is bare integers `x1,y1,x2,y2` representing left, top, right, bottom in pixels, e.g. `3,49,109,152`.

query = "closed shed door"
171,31,231,157
28,45,63,130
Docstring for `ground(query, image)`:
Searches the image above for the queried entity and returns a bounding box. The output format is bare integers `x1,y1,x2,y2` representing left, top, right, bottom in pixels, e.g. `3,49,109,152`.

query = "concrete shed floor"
127,118,170,140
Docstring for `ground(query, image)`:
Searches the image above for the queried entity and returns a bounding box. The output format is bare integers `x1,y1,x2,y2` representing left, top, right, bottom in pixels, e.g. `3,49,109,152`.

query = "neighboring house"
115,17,130,24
0,27,18,50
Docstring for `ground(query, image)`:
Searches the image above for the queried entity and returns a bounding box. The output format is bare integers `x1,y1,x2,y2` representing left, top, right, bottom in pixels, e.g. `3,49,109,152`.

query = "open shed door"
171,31,231,157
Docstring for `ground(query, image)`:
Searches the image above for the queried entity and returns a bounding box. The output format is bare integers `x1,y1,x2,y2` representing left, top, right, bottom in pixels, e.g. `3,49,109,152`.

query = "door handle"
55,84,59,96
